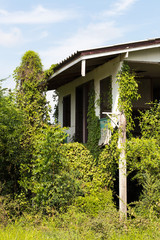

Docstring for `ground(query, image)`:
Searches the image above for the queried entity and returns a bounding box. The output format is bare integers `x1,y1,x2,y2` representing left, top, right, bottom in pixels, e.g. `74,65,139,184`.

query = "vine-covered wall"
57,55,122,142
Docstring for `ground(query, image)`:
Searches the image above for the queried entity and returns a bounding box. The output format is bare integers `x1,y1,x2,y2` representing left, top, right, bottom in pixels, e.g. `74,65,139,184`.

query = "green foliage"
127,106,160,217
87,86,101,158
75,189,114,217
117,63,140,132
14,50,51,128
140,102,160,140
52,90,59,124
0,216,159,240
117,64,159,217
31,127,83,212
62,142,94,183
94,130,119,190
61,139,119,196
127,138,160,180
136,172,160,217
2,52,160,234
0,83,25,196
1,202,159,240
44,64,58,123
13,50,51,202
44,64,57,79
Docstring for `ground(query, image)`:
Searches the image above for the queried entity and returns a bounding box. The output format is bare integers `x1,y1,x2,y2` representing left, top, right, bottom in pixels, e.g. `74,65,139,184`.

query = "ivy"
93,130,120,190
117,63,140,133
52,90,59,124
44,64,57,79
14,50,51,127
140,102,160,141
13,50,51,196
86,85,101,159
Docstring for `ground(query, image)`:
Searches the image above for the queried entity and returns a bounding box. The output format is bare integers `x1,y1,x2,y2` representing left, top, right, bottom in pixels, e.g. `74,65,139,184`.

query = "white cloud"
104,0,137,16
40,0,136,68
41,21,124,68
0,5,76,24
0,28,22,47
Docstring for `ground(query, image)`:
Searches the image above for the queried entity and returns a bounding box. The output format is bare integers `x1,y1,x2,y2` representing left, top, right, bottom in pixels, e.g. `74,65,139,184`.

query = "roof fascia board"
48,57,82,80
83,44,160,60
49,43,160,80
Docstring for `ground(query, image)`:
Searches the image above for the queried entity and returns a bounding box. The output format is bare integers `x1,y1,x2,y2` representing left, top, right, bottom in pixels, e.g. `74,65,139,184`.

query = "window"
63,94,71,127
100,76,112,118
75,80,93,143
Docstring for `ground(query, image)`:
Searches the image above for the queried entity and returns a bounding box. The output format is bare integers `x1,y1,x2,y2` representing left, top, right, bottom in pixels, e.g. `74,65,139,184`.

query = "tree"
14,50,50,129
13,51,51,195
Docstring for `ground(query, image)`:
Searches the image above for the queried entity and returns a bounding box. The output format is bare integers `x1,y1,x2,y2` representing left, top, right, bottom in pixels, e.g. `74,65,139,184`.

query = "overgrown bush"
62,142,94,189
94,130,119,190
127,104,160,217
140,103,160,140
0,83,26,197
75,189,115,217
62,141,119,193
31,127,83,213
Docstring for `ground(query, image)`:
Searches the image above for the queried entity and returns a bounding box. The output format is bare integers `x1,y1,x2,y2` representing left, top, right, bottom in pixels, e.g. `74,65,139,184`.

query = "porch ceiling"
127,61,160,78
47,55,117,90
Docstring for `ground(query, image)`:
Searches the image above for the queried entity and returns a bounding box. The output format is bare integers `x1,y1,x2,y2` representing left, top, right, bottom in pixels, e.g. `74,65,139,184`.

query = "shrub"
127,138,160,217
31,127,83,212
75,189,115,217
62,142,95,191
92,130,119,190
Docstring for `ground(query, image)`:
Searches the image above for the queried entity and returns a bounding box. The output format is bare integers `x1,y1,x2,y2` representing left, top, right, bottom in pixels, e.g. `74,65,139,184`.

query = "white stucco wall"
57,55,122,141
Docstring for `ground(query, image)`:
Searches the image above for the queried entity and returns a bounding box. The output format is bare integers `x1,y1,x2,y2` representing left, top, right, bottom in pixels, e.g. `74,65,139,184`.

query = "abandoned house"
47,38,160,144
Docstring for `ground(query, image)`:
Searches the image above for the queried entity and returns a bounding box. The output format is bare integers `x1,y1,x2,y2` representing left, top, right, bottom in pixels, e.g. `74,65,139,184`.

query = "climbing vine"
13,50,51,196
52,90,59,123
87,85,101,159
44,64,57,79
117,63,140,133
44,64,58,123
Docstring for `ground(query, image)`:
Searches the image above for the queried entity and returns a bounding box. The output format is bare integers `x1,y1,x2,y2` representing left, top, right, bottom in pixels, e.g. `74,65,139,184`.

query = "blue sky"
0,0,160,118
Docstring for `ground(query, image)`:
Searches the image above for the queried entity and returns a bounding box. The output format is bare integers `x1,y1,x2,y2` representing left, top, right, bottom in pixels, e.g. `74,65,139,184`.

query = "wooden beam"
81,59,86,77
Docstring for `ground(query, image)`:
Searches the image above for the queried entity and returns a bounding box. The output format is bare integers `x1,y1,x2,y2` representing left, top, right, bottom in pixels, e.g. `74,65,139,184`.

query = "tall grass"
0,207,159,240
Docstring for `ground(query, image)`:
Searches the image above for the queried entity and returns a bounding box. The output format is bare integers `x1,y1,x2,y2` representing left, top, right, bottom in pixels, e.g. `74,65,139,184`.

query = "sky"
0,0,160,120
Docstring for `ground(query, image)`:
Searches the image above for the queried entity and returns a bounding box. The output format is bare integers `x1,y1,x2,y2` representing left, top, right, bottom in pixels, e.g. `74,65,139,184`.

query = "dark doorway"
75,80,93,143
153,78,160,103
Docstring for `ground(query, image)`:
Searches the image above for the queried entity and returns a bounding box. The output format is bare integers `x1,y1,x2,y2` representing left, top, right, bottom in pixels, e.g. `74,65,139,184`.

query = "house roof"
47,38,160,90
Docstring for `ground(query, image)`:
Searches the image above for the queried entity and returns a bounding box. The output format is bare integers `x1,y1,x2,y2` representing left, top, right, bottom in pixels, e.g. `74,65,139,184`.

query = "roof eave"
47,38,160,89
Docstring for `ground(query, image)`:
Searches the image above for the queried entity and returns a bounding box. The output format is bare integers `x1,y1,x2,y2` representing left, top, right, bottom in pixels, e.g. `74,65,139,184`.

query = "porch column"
118,110,127,220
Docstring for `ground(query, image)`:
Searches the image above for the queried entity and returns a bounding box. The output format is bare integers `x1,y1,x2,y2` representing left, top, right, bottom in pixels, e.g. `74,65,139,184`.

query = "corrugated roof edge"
54,38,160,72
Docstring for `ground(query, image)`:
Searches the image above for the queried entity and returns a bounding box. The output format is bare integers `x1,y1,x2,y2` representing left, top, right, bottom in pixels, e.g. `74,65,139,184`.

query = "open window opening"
63,94,71,127
75,80,93,143
100,76,112,119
